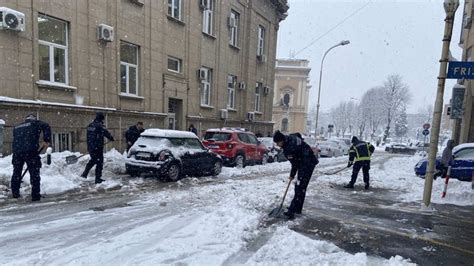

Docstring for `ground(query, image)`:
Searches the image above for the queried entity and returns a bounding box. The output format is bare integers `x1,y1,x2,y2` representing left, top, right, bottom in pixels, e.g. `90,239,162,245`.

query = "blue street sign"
447,62,474,79
422,129,430,136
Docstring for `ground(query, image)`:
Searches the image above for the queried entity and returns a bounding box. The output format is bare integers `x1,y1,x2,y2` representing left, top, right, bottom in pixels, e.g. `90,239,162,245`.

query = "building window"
120,42,139,95
257,25,266,56
282,118,288,132
168,0,181,20
200,67,212,106
255,82,262,112
52,132,73,152
202,0,214,35
227,75,236,109
229,10,240,47
38,14,69,85
283,93,290,106
167,56,182,73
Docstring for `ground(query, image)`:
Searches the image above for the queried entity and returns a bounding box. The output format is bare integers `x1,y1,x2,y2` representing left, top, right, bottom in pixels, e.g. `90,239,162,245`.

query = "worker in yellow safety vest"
344,136,375,190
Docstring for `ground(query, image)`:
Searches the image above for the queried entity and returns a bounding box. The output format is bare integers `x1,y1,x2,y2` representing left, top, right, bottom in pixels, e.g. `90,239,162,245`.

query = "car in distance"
126,129,223,182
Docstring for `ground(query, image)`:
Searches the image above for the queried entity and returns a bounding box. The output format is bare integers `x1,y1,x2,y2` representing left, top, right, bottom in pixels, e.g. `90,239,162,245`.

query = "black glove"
110,137,115,141
347,162,353,168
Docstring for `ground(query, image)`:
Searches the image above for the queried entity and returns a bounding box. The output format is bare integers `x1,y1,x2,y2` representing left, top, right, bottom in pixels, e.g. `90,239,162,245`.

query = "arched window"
283,93,290,106
282,118,288,132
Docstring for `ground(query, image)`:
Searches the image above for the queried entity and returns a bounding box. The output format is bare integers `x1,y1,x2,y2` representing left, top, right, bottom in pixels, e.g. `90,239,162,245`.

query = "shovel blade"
268,206,284,218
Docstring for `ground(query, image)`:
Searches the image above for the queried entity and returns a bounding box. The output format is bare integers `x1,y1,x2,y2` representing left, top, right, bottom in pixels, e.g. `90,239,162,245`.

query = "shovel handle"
279,178,293,209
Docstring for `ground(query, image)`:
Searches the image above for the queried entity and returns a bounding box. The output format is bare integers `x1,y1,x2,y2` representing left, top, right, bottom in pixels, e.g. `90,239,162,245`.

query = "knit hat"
273,130,286,143
25,113,37,120
351,136,359,144
95,112,105,121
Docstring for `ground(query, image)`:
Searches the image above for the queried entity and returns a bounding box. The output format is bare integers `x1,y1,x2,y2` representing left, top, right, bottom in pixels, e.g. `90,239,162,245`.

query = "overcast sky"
277,0,464,114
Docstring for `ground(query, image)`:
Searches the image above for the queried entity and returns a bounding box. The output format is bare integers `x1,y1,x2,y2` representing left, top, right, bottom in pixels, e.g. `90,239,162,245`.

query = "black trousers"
350,161,370,185
288,162,316,214
11,152,42,199
82,150,104,179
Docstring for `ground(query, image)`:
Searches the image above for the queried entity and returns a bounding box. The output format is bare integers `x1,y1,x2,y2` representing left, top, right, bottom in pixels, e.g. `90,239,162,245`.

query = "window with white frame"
167,56,182,73
255,82,262,112
168,0,181,20
200,67,212,106
52,132,73,152
120,42,139,95
229,10,240,47
38,14,69,84
257,25,266,56
227,75,236,109
202,0,214,35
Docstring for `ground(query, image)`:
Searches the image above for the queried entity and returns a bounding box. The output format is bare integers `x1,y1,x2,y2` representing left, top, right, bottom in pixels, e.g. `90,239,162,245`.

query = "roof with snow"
141,129,198,139
453,143,474,153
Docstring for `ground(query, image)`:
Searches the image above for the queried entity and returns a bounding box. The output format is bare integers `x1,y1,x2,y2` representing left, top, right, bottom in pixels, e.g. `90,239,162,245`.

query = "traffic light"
447,106,451,116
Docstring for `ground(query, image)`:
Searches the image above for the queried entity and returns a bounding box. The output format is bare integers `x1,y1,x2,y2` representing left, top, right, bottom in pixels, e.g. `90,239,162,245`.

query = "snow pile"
248,227,414,265
0,149,127,199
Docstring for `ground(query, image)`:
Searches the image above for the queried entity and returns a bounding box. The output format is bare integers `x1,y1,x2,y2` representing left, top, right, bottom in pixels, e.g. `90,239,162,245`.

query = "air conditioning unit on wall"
97,24,114,42
239,81,246,90
0,7,25,32
247,112,255,122
220,109,228,120
197,68,208,80
263,86,270,95
200,0,209,9
257,54,267,63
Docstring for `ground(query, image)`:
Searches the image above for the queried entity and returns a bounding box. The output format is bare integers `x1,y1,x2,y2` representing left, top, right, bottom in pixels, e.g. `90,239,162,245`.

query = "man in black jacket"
273,130,318,219
81,113,114,184
345,136,375,189
125,122,144,151
11,113,51,201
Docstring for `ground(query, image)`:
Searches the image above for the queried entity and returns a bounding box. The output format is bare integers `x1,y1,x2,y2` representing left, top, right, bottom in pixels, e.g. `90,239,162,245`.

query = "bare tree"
360,87,386,141
381,75,411,141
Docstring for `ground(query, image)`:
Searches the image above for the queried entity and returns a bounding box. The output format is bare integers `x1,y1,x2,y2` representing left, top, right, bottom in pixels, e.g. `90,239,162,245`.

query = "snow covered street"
0,151,472,265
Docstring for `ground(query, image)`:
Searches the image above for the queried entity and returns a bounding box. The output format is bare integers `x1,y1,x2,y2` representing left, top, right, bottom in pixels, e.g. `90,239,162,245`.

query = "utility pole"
423,0,460,207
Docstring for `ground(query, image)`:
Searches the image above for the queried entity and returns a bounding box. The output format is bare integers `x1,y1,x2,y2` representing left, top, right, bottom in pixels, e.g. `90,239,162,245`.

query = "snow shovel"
268,178,293,217
65,153,88,165
323,166,350,175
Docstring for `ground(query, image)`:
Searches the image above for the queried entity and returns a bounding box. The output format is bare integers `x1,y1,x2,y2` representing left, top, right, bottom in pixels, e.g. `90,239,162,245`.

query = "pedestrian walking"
188,124,198,136
11,113,51,201
440,139,455,178
344,136,375,189
81,113,114,184
273,130,318,220
125,121,144,151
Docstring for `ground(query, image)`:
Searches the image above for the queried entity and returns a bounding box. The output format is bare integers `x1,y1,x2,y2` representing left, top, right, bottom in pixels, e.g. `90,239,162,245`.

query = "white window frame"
229,10,240,47
38,15,69,85
120,42,139,96
227,75,236,109
168,0,181,20
200,67,212,106
167,56,182,73
52,132,73,152
257,25,266,56
255,83,262,112
202,0,214,35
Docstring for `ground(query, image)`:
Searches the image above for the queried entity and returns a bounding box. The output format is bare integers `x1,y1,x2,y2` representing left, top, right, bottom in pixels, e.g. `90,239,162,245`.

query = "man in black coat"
81,113,114,184
344,136,375,189
11,113,51,201
273,130,318,219
125,121,144,151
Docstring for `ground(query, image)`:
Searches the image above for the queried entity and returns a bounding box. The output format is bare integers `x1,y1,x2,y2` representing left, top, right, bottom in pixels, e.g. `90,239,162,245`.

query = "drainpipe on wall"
0,119,4,157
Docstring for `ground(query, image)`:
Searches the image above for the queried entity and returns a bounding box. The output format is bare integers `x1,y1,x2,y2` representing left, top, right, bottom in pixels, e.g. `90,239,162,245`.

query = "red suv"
202,128,269,168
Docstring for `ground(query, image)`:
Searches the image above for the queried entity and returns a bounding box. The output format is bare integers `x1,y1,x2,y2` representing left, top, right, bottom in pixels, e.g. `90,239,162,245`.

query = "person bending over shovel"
273,131,318,220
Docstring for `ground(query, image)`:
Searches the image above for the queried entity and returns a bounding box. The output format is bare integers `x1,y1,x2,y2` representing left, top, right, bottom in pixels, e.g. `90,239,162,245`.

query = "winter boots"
344,183,354,189
95,178,105,184
365,183,370,190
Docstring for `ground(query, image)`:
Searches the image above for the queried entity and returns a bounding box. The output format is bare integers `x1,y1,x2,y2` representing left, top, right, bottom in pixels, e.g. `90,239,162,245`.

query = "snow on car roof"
453,143,474,153
141,129,198,139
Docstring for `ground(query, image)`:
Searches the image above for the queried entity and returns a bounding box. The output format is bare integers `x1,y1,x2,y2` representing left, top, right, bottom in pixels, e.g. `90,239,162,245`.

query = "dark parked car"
414,143,474,181
126,129,223,181
385,143,417,155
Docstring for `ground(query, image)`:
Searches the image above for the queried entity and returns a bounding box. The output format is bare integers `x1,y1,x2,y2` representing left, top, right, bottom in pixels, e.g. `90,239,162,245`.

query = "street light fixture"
423,0,459,207
314,40,350,137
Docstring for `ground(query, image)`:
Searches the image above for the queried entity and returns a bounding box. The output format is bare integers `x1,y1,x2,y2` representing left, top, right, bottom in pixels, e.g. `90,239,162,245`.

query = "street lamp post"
314,40,350,137
423,0,459,207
